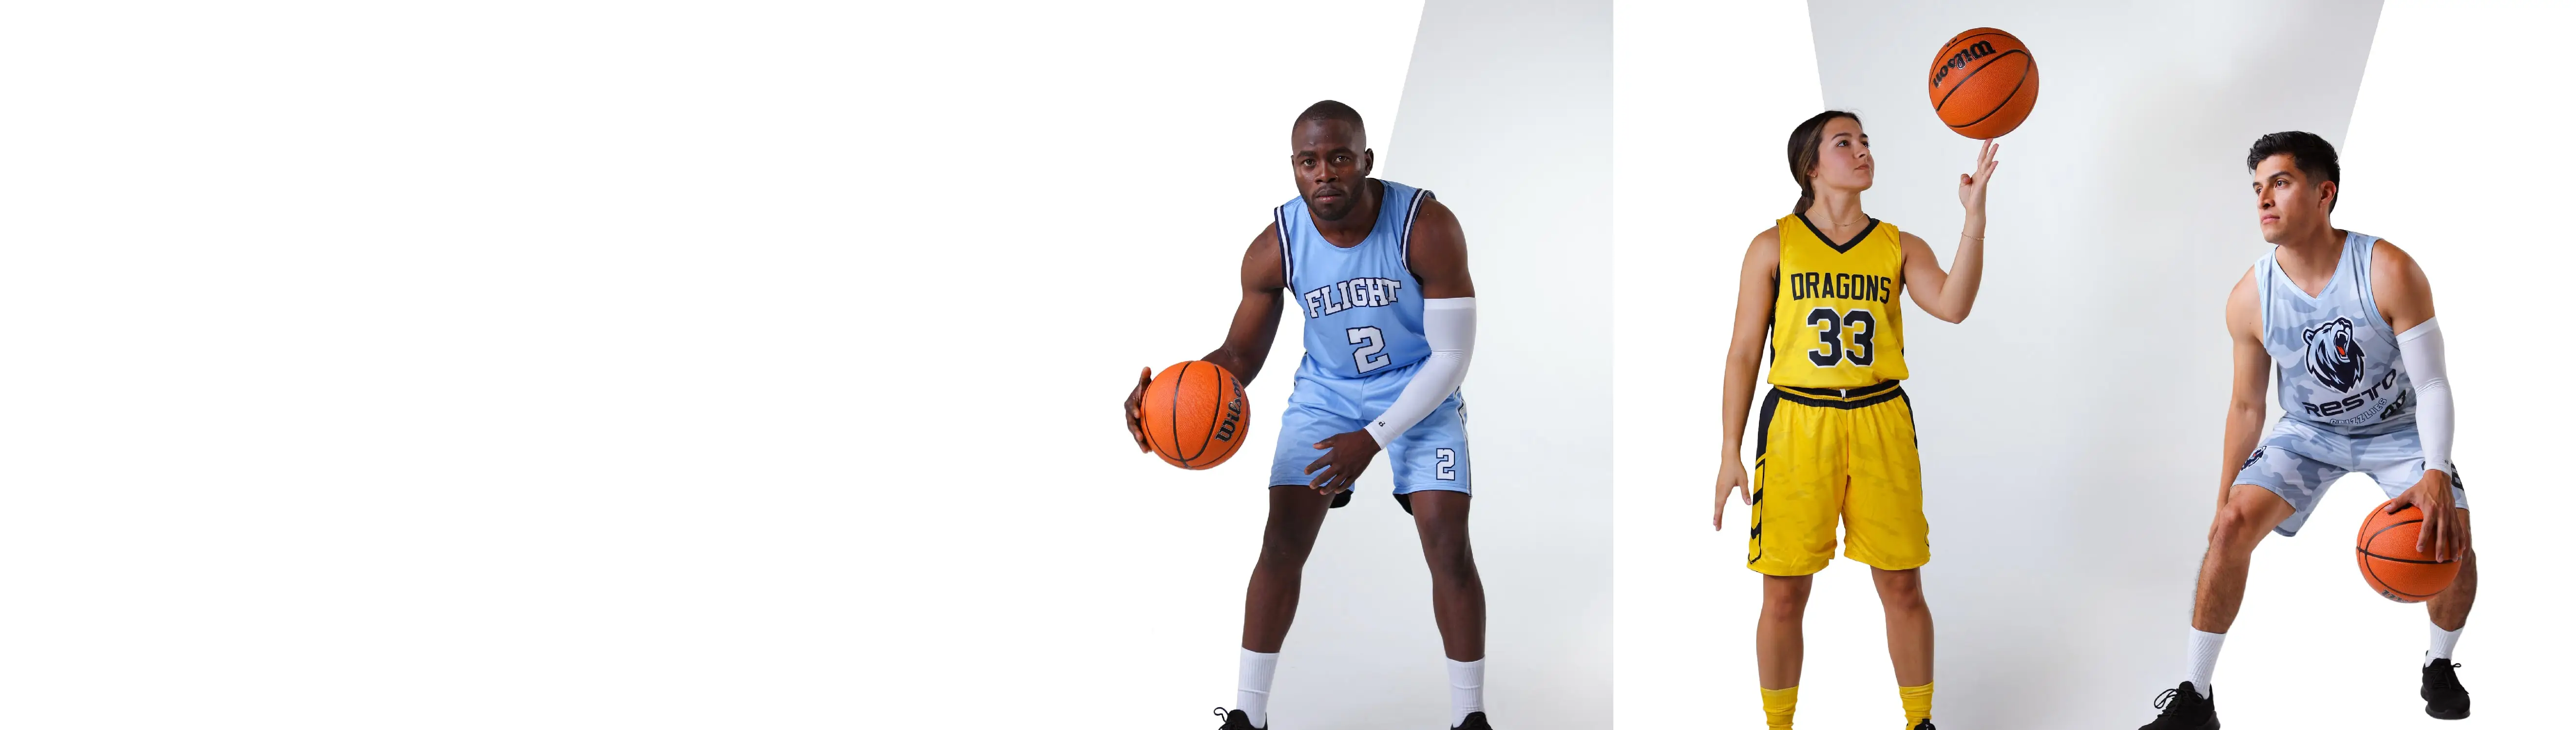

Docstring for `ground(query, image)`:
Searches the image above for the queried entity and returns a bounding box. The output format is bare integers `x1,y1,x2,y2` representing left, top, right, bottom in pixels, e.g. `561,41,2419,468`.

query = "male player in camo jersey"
2138,132,2477,729
1122,100,1492,730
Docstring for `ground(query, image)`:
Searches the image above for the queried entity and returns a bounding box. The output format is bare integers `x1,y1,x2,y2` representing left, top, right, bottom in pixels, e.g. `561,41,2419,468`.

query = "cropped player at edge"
1120,101,1493,730
2135,133,2477,729
1711,112,1999,730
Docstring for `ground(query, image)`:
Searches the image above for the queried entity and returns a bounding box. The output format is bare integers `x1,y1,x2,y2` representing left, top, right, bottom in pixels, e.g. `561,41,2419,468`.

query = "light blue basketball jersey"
2255,231,2416,437
1274,179,1433,384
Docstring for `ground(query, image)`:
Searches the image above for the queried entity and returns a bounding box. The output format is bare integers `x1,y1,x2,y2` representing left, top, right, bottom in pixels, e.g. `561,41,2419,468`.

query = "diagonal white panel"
1609,1,1824,728
0,1,1430,728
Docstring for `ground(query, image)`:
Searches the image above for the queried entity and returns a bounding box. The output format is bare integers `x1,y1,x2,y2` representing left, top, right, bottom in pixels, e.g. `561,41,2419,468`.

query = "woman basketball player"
1710,111,1998,730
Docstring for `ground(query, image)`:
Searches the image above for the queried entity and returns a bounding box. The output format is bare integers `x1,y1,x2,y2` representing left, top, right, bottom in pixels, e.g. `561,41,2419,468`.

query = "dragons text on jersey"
1769,213,1910,388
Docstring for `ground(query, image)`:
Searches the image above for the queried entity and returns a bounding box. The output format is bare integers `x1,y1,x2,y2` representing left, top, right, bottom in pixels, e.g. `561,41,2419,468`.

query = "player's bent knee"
2209,491,2278,551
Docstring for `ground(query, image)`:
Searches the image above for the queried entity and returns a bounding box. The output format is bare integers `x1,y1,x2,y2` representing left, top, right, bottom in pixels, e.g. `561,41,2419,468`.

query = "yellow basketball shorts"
1747,381,1928,576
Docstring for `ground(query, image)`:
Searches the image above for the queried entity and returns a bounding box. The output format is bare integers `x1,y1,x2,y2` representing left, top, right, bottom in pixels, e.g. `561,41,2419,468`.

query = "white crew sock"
1447,658,1485,726
2185,629,2225,696
2427,622,2463,666
1238,649,1278,728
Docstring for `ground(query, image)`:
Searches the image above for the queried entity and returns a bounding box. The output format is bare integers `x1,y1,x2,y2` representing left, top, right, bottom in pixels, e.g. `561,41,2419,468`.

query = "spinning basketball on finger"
1122,102,1495,730
2133,130,2478,729
1706,28,2026,730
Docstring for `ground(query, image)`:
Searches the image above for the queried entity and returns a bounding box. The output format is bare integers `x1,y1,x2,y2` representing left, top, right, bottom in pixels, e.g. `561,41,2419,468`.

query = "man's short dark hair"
1296,100,1365,135
2247,131,2341,211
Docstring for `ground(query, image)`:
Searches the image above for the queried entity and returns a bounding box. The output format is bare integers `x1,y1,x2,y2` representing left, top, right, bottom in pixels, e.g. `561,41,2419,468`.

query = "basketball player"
1710,111,1998,730
2137,132,2473,728
1122,101,1490,730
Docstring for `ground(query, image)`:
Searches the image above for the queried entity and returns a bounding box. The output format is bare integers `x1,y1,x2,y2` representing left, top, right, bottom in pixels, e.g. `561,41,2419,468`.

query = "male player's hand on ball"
1123,366,1154,453
1713,459,1750,530
1304,430,1381,496
2388,469,2469,561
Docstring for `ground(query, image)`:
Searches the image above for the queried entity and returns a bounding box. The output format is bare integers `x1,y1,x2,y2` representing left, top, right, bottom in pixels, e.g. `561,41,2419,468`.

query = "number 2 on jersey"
1802,307,1875,367
1348,326,1390,373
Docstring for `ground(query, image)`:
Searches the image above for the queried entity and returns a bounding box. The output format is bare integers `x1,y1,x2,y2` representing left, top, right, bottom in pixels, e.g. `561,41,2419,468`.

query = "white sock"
2427,622,2463,666
1238,649,1278,728
2185,629,2225,696
1447,658,1485,726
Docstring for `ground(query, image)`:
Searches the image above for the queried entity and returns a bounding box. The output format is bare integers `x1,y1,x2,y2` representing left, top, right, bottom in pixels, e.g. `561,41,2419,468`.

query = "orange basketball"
2356,499,2462,603
1140,361,1248,470
1927,28,2039,139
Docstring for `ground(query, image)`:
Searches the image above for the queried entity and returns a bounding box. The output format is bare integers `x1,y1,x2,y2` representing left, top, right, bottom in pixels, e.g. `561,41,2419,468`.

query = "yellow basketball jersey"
1768,213,1908,387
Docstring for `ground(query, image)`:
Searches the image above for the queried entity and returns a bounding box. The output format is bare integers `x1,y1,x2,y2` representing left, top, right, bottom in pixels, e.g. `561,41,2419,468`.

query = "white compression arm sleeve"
2398,318,2454,476
1365,297,1476,446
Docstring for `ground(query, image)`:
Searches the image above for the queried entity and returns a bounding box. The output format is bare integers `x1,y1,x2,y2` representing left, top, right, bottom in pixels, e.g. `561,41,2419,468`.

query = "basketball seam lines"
2359,549,2424,597
2358,548,2452,566
1930,40,2020,108
1197,368,1227,465
2359,548,2441,597
1933,49,2033,123
1948,52,2035,131
1174,361,1207,465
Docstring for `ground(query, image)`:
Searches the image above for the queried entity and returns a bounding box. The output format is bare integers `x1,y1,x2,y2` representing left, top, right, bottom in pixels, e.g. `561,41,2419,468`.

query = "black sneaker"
2423,659,2471,720
1911,720,1936,730
2140,681,2219,730
1451,711,1491,730
1213,707,1263,730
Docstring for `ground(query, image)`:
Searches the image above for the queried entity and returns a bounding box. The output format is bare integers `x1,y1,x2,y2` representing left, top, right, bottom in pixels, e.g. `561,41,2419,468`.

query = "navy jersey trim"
1794,212,1882,254
1772,381,1906,408
1398,187,1431,272
1273,204,1295,290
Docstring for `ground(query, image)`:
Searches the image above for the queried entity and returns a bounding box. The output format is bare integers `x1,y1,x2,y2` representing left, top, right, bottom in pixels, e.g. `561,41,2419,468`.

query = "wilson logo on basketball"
1929,40,1996,89
1214,395,1242,442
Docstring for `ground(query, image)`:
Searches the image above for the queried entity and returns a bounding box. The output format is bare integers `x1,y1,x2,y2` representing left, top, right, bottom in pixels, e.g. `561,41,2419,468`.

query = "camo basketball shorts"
2233,417,2469,537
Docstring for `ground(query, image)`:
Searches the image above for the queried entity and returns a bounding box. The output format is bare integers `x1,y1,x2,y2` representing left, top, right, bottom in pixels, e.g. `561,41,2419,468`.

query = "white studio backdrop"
0,1,1441,729
1609,0,1826,728
1615,0,2565,729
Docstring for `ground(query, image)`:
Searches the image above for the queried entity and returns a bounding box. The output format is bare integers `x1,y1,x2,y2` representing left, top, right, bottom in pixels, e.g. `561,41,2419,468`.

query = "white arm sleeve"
1365,297,1475,446
2398,317,2454,476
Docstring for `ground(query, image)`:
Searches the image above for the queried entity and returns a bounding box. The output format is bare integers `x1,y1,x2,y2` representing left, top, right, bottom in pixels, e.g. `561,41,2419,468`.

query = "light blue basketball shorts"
1268,364,1471,506
2232,418,2468,537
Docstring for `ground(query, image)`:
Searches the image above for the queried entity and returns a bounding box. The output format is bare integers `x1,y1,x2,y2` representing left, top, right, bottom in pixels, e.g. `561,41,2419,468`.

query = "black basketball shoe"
2139,681,2219,730
1451,711,1491,730
1213,707,1263,730
1910,719,1936,730
2422,658,2471,720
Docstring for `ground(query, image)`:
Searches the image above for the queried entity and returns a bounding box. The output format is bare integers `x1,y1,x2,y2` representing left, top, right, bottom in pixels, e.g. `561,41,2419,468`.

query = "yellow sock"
1760,686,1797,729
1898,681,1934,726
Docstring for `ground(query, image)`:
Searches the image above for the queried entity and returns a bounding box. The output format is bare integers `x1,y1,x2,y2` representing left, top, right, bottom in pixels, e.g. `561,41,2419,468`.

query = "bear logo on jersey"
2301,317,2366,392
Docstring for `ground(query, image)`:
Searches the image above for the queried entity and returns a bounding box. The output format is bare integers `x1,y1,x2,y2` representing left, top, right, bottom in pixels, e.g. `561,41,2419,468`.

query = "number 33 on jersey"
1769,214,1909,388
